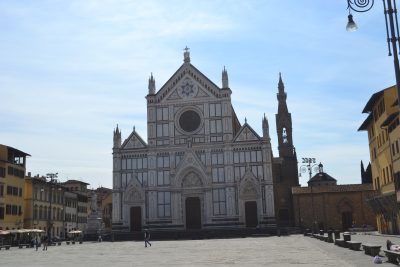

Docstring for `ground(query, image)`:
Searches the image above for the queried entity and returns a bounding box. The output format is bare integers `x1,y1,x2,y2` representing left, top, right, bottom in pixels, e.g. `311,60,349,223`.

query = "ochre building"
0,144,29,230
358,85,400,234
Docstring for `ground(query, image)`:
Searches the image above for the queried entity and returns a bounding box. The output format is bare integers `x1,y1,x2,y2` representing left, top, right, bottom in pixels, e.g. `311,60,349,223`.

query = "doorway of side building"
341,211,353,231
130,206,142,232
185,197,201,229
245,201,258,227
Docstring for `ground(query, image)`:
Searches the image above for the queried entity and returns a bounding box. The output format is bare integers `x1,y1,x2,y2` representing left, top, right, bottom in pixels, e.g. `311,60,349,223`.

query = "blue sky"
0,0,395,188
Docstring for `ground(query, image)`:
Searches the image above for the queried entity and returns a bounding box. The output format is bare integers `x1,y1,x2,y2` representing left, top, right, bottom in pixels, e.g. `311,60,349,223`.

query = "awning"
0,230,10,235
30,229,45,233
8,229,30,234
68,230,82,234
366,192,398,219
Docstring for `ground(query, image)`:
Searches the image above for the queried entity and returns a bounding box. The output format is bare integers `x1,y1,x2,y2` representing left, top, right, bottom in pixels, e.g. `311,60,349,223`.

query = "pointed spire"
133,125,135,132
113,124,121,148
148,73,156,95
245,117,247,124
277,72,288,114
262,113,270,140
222,66,229,88
278,72,284,92
183,46,190,63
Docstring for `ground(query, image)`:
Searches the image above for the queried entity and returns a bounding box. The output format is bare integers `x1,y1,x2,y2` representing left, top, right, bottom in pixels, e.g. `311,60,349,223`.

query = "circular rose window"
179,110,201,133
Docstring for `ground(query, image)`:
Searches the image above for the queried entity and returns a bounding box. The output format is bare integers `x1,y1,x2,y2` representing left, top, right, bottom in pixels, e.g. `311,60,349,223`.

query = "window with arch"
282,127,288,143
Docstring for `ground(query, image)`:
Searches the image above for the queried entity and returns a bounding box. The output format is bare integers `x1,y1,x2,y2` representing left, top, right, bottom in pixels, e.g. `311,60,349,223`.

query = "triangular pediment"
233,123,261,142
124,176,144,202
173,150,209,187
239,167,260,199
155,63,222,103
175,150,206,174
121,130,147,149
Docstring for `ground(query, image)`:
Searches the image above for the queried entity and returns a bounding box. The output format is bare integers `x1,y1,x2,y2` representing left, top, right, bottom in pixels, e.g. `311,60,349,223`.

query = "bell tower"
276,73,295,158
273,73,299,227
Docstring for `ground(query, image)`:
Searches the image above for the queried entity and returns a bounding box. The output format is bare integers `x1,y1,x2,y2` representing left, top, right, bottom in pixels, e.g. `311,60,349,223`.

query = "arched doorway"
181,171,203,230
341,211,352,231
240,178,259,228
337,198,353,231
185,197,201,229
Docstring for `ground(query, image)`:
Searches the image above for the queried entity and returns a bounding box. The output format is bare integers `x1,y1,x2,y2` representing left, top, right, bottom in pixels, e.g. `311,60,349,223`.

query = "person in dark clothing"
144,229,151,248
34,236,39,251
42,236,48,251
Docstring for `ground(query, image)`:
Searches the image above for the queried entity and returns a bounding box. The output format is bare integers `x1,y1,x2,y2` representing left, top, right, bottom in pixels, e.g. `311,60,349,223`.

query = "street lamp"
346,0,400,118
299,157,320,233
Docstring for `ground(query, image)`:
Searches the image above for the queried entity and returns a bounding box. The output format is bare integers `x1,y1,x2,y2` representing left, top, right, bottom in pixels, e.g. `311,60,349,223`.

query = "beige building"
64,191,78,233
24,174,66,238
63,180,89,232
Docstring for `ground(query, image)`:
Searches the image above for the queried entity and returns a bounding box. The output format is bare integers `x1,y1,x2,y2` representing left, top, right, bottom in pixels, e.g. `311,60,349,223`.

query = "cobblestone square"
1,233,400,267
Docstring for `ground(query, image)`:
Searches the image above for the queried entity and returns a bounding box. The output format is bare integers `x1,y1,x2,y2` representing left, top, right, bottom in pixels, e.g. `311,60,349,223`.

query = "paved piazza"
1,233,400,266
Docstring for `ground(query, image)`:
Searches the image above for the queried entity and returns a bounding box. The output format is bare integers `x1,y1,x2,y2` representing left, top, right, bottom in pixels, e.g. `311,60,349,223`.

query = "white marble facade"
112,49,275,232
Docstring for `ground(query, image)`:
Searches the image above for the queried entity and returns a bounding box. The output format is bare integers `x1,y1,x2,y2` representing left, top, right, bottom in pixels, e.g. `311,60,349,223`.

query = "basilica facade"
112,49,297,232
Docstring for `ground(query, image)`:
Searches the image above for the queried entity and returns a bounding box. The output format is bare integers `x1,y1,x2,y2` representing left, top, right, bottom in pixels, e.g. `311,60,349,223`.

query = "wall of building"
360,85,400,234
292,184,376,231
0,145,27,230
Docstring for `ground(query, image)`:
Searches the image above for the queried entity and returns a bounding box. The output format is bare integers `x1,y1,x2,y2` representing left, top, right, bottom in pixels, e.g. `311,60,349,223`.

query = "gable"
121,131,147,149
175,150,206,173
155,64,221,103
165,78,215,102
233,123,261,142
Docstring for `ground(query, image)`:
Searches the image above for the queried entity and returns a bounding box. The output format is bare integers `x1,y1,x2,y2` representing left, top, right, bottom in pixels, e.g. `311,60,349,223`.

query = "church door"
185,197,201,229
341,212,352,231
130,206,142,232
245,201,258,227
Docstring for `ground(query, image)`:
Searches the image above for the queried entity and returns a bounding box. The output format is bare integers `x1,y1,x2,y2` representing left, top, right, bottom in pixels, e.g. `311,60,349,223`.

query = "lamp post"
299,157,320,233
346,0,400,124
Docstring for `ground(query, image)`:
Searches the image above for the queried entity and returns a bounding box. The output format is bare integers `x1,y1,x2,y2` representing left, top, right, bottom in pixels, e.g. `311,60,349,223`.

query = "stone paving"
0,233,399,266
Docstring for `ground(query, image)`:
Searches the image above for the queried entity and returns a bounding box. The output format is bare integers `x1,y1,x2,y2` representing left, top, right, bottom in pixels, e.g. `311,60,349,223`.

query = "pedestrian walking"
42,236,48,251
144,229,151,248
35,236,39,251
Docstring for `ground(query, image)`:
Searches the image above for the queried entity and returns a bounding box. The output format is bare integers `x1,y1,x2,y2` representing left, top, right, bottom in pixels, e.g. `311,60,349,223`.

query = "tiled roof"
292,184,374,194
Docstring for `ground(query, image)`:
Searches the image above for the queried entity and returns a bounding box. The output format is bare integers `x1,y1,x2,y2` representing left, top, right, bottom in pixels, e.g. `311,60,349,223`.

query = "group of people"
32,236,49,251
29,229,153,249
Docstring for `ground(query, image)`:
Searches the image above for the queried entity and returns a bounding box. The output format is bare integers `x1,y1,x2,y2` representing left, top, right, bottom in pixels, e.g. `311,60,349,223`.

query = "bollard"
327,230,333,243
304,228,311,236
334,230,340,240
343,232,351,247
343,232,351,242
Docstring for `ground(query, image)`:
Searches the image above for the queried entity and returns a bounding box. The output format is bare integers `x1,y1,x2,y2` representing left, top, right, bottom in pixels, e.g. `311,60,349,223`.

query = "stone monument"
85,191,104,236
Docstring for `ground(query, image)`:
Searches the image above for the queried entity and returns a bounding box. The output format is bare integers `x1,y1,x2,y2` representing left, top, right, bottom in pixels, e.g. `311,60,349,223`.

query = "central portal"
245,201,258,227
130,206,142,232
185,197,201,230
